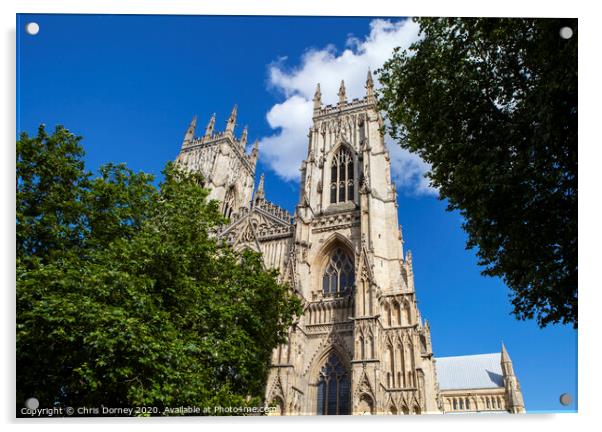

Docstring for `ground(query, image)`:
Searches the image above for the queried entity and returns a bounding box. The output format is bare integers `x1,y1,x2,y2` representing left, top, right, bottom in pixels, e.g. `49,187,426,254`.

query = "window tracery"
322,248,355,296
330,147,354,204
223,187,235,218
316,353,350,415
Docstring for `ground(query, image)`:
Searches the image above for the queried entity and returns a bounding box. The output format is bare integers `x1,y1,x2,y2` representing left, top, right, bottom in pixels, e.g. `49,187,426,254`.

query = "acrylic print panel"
16,14,577,417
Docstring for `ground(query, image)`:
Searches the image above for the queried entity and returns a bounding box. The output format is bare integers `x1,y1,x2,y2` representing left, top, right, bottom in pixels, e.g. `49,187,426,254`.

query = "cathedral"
174,72,526,415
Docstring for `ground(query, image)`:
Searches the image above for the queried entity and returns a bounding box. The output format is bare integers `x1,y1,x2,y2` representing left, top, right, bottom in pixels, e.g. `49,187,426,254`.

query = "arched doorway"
316,352,350,415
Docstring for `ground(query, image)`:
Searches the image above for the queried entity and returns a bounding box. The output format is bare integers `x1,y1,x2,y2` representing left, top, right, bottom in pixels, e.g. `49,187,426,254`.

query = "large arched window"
330,147,354,204
316,352,350,415
322,248,355,296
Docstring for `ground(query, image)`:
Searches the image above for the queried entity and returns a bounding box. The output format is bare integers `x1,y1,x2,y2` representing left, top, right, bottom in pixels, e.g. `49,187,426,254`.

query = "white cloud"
260,18,437,196
387,135,434,195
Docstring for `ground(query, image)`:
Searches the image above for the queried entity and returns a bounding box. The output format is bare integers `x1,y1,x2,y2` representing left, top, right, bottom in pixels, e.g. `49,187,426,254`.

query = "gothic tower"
175,106,258,218
173,76,525,416
265,71,439,415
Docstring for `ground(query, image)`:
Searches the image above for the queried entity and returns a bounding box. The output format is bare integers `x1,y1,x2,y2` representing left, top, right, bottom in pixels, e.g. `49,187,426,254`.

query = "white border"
7,0,584,17
3,2,599,432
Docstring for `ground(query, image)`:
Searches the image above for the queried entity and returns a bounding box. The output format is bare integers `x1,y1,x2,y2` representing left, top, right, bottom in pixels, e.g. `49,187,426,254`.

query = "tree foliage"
378,18,577,328
16,125,301,414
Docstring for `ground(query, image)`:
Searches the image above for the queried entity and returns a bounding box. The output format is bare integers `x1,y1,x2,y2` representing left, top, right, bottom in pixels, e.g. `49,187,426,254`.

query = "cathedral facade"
175,72,526,415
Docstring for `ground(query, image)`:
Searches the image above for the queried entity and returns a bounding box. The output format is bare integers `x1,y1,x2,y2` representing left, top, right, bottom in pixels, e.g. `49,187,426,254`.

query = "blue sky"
16,14,577,413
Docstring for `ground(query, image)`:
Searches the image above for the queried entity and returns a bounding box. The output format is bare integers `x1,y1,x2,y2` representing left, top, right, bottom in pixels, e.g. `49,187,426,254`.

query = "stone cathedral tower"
263,73,439,415
174,72,526,416
175,105,258,219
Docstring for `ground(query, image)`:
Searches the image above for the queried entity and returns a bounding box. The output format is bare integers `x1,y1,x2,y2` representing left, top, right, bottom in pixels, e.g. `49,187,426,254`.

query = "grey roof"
435,353,505,390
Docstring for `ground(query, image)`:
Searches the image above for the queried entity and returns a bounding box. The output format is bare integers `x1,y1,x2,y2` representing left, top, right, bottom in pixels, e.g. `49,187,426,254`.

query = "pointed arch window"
316,353,350,415
223,187,236,219
330,147,354,204
322,248,355,296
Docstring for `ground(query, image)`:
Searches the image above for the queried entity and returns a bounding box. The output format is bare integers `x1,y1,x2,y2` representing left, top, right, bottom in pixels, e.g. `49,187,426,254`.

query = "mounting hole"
25,22,40,35
25,397,39,409
559,26,573,39
559,393,572,406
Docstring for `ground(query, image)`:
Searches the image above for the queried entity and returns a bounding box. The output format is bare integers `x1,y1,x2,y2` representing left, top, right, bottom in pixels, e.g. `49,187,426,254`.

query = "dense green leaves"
17,125,88,263
378,18,577,328
16,125,301,414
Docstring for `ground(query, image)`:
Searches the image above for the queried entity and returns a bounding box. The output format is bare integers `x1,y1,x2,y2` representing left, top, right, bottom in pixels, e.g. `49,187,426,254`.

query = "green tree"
17,125,89,263
378,18,577,328
16,125,301,414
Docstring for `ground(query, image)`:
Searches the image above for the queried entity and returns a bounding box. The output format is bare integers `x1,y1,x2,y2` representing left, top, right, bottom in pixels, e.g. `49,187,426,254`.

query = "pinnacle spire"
204,113,215,139
366,68,374,88
500,341,516,378
255,173,265,201
501,342,511,363
499,342,525,413
313,83,322,111
240,126,248,147
226,104,238,134
366,69,375,102
338,80,347,105
250,140,259,167
182,114,197,147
